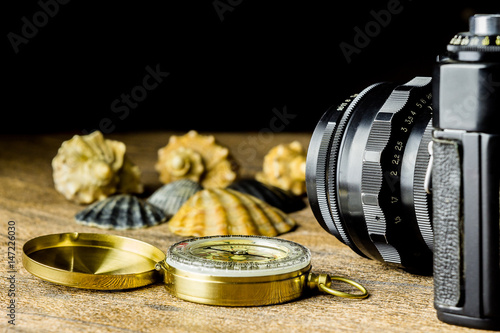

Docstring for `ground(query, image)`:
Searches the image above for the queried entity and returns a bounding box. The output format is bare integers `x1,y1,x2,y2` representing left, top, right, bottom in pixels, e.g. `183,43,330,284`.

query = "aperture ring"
361,77,432,264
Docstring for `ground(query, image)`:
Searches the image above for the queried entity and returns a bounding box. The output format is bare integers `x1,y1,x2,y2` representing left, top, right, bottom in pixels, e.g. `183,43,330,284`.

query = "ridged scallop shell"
227,179,305,213
52,131,143,204
75,194,166,229
256,141,306,196
168,188,296,237
155,130,238,188
147,179,203,218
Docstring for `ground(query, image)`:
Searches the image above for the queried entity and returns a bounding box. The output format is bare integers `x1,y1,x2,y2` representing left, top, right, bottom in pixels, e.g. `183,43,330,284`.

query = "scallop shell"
75,194,166,229
256,141,306,196
155,130,238,188
227,179,305,213
168,188,296,237
52,131,143,204
147,179,203,218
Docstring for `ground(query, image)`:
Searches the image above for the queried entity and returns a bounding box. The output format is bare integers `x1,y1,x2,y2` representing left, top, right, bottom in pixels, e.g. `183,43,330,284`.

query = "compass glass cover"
166,235,311,277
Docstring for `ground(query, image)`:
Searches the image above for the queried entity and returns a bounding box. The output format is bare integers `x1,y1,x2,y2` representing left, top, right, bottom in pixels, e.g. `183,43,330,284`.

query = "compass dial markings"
191,242,287,262
166,235,311,277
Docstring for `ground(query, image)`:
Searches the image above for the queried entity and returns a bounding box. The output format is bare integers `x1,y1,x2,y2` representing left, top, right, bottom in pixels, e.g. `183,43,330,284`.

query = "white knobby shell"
155,130,238,188
256,141,306,196
52,131,143,204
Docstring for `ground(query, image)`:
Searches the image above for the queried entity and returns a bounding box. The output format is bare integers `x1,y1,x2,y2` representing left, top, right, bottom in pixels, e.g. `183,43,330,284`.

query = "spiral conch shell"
52,131,143,204
256,141,306,196
155,130,238,188
168,188,296,237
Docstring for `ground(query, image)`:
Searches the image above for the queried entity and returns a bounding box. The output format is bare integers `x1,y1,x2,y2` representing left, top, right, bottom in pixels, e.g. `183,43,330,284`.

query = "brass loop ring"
318,276,369,299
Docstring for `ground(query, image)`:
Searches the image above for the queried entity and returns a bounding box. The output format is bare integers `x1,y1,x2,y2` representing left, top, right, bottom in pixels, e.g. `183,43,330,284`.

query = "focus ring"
316,121,351,246
314,85,382,248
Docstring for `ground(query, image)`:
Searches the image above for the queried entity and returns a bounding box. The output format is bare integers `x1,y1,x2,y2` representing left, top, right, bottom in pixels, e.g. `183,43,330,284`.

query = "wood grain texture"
0,132,486,332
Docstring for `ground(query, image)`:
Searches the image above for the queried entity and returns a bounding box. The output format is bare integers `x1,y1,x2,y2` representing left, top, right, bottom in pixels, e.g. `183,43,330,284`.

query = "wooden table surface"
0,131,490,332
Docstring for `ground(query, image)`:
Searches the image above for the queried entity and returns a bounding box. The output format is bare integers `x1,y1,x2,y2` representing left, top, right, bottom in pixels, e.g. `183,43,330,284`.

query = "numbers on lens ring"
394,216,402,224
400,127,408,133
391,196,398,204
415,96,431,109
390,171,398,176
392,154,401,165
394,141,403,151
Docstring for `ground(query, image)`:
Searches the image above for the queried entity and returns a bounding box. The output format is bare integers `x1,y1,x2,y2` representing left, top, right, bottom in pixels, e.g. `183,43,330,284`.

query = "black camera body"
432,14,500,330
305,14,500,330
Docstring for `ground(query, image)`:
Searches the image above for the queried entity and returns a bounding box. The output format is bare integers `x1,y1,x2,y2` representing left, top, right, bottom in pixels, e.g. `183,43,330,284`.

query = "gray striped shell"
75,194,167,229
147,179,203,218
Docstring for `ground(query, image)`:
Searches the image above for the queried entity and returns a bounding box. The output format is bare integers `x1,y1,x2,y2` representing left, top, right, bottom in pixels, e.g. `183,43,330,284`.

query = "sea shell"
256,141,306,196
147,179,203,218
168,188,296,237
227,179,305,213
52,131,143,204
75,194,167,229
155,130,238,188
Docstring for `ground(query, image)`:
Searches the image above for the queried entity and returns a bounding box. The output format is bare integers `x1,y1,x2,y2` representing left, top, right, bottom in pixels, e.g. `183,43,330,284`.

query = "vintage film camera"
306,14,500,329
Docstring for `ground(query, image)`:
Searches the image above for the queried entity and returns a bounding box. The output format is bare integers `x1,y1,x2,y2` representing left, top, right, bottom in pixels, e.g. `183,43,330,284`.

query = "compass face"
166,235,311,277
189,239,289,262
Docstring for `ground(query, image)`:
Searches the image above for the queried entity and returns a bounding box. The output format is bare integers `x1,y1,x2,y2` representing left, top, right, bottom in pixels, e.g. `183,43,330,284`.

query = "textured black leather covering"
432,138,462,307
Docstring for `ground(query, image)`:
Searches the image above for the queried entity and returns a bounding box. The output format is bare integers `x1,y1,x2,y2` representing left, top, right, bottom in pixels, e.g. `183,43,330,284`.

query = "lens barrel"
306,77,434,273
306,13,500,330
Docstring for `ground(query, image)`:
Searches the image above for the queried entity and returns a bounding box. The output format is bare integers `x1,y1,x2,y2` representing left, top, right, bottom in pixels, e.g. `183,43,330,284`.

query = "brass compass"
23,233,368,306
158,235,368,306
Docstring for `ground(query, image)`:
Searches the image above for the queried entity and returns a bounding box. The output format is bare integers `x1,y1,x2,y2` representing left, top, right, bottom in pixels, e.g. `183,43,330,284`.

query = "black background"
4,1,499,134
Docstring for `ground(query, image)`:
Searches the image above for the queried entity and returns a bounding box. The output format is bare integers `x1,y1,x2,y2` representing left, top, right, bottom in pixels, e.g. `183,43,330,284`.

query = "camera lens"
306,77,434,273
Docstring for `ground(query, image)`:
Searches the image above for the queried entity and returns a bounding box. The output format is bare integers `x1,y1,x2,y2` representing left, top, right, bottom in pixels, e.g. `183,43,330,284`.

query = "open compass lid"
22,232,166,290
23,233,368,305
